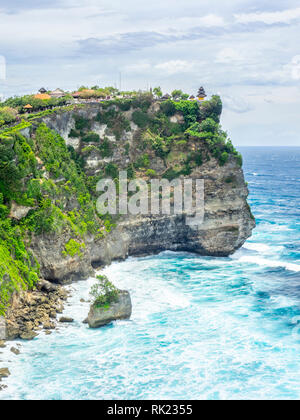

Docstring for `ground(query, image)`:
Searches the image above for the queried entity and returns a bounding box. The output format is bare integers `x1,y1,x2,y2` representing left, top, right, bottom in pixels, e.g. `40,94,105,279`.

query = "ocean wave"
238,255,300,272
243,243,272,253
243,243,284,254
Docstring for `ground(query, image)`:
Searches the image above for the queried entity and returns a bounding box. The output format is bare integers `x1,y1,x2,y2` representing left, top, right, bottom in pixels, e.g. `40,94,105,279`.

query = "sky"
0,0,300,146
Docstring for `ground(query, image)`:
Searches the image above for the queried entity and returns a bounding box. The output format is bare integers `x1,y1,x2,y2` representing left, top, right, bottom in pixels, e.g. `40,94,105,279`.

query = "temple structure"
161,93,171,101
197,87,207,101
50,88,65,98
34,93,51,100
24,104,33,112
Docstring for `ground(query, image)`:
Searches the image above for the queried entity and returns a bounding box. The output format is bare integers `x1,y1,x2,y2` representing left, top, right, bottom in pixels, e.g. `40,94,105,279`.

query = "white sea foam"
243,242,284,254
238,255,300,272
244,243,272,253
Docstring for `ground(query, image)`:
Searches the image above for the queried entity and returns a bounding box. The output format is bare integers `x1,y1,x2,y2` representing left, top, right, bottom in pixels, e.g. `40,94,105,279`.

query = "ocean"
0,147,299,400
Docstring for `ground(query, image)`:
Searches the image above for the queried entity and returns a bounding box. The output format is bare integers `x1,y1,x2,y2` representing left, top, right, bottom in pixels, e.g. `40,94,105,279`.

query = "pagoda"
197,87,207,101
161,93,171,101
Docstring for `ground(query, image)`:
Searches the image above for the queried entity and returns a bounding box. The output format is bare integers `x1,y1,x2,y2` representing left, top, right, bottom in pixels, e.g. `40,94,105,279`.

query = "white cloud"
223,95,254,113
287,55,300,80
0,55,6,80
123,62,151,73
198,14,225,27
154,60,193,75
258,56,300,85
0,1,300,145
235,7,300,25
215,47,243,64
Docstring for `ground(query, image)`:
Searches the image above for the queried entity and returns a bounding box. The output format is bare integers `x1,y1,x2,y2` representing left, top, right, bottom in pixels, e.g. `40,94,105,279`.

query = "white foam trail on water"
243,243,284,254
244,243,272,253
238,255,300,272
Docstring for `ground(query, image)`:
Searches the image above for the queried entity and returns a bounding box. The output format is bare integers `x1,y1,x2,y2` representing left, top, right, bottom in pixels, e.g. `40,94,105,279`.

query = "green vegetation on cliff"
90,275,119,308
0,123,105,315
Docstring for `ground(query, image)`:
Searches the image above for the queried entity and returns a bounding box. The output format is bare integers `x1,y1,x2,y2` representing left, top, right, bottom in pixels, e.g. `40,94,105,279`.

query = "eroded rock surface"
26,104,255,284
4,283,68,341
87,290,132,328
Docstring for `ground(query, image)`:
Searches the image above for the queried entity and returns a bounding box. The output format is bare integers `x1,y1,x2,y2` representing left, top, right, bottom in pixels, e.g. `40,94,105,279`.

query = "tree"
171,90,189,100
171,90,183,100
0,106,18,127
200,95,223,122
153,86,163,98
90,275,119,308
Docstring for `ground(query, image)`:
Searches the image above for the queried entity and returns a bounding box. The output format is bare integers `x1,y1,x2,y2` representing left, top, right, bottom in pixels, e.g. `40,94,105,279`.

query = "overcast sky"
0,0,299,146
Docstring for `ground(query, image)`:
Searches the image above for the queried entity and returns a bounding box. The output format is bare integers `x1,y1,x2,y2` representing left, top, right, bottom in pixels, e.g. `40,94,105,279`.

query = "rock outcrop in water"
87,290,132,328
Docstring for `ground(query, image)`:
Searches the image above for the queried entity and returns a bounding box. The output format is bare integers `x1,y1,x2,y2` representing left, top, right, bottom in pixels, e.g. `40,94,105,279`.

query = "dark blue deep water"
0,147,299,400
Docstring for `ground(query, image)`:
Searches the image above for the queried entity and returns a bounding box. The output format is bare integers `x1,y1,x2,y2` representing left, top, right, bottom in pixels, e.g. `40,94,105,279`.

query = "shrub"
82,132,100,143
132,110,150,128
69,129,79,138
134,153,150,169
74,115,90,131
81,145,98,155
200,95,223,123
235,153,243,167
194,152,203,166
160,100,176,117
97,110,130,140
199,118,218,134
124,143,130,156
0,107,18,127
219,151,229,166
145,169,156,178
99,137,113,158
90,275,119,308
105,163,118,179
117,100,132,111
131,93,152,112
174,100,200,127
153,87,162,98
126,164,136,179
0,204,9,218
171,90,189,100
62,239,86,258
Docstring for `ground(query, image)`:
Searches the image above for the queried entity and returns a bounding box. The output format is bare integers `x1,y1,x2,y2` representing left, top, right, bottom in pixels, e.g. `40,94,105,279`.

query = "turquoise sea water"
0,147,299,400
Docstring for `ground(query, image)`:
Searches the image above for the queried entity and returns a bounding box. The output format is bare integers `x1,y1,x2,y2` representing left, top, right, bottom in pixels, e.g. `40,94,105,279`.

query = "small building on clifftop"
197,87,207,101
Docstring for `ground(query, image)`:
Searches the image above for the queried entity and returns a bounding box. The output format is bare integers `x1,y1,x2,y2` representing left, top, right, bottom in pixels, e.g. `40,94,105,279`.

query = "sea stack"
87,290,132,328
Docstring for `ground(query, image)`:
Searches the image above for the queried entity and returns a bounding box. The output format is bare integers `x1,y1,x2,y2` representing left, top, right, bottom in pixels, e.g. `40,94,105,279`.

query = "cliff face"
25,100,255,284
0,95,255,316
29,158,253,285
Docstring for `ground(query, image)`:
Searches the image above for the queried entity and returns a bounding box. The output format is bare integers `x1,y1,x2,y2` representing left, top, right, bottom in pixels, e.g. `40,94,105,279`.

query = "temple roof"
198,86,206,96
51,88,64,94
34,93,51,100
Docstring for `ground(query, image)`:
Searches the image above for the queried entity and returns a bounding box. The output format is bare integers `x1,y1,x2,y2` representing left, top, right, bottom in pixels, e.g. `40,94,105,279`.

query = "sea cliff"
0,94,255,339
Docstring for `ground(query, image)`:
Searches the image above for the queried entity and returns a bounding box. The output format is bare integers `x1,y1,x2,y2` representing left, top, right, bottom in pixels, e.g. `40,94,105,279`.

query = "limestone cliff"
0,94,255,319
26,99,255,283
